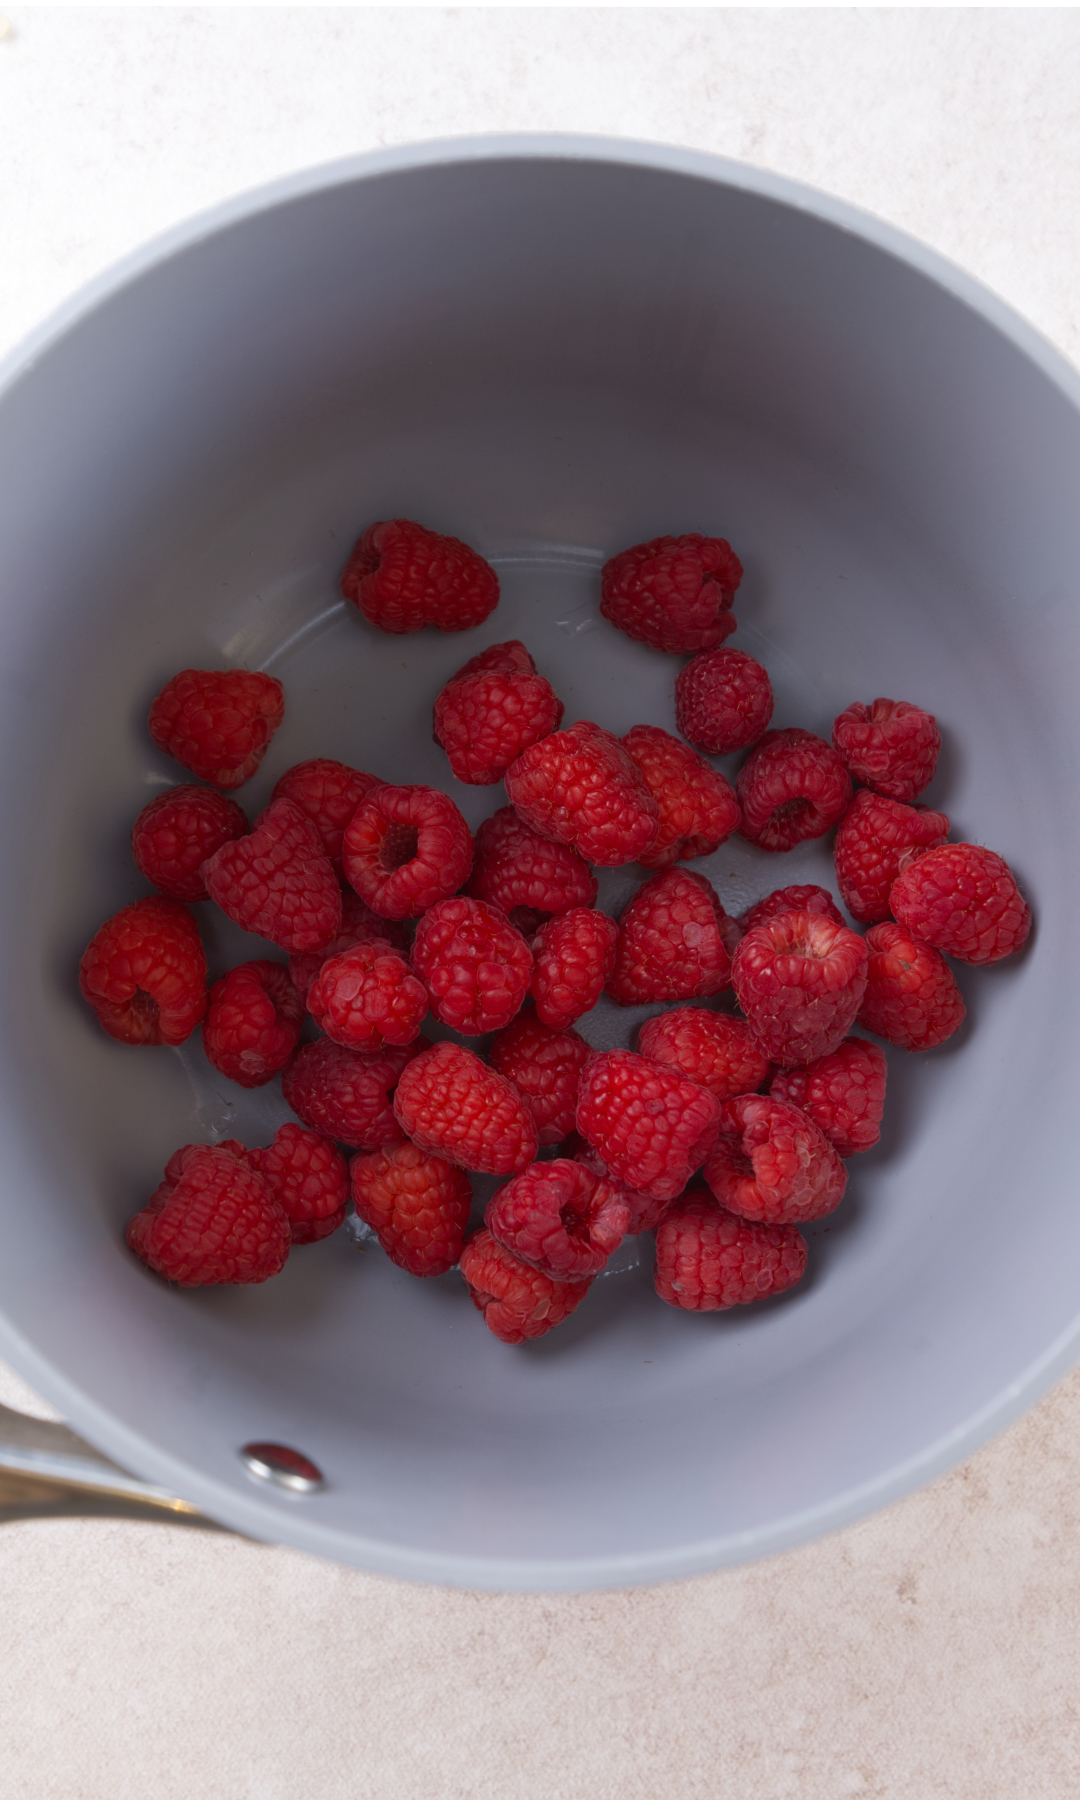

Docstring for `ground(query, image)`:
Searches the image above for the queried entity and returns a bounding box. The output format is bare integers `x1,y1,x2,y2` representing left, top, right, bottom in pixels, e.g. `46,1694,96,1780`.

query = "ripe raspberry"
131,785,248,902
488,1012,590,1144
448,640,536,681
769,1036,887,1156
287,887,409,1004
148,668,285,790
459,1228,590,1344
393,1041,539,1175
434,652,564,785
637,1007,771,1101
282,1036,426,1149
342,783,474,920
857,921,966,1051
530,908,619,1029
655,1188,808,1311
202,959,304,1087
607,868,736,1006
271,759,382,879
675,648,774,755
505,720,659,867
340,518,499,634
126,1143,290,1285
576,1048,722,1204
202,797,341,953
242,1123,350,1244
486,1158,630,1282
833,789,950,925
411,897,533,1035
466,806,597,927
350,1140,472,1276
600,533,743,654
307,942,429,1051
733,910,869,1067
566,1133,671,1233
79,896,207,1047
889,843,1032,966
704,1094,847,1225
737,728,853,853
621,724,741,869
738,884,845,933
832,697,942,802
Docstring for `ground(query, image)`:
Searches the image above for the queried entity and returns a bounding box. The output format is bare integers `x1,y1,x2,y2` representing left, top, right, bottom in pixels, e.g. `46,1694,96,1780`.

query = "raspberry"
600,533,743,654
769,1036,887,1156
576,1048,722,1204
131,785,248,902
271,759,382,879
488,1012,590,1144
449,640,536,681
832,698,942,802
460,1228,590,1344
621,724,741,869
637,1007,771,1100
307,942,429,1051
566,1134,671,1233
393,1041,539,1175
434,651,564,785
466,806,597,927
282,1036,425,1149
889,843,1032,966
126,1143,290,1285
607,868,736,1006
202,796,341,953
148,668,285,790
287,888,408,1004
737,728,853,853
242,1123,350,1244
410,897,533,1035
202,959,305,1087
857,921,966,1051
505,720,659,867
654,1188,808,1311
340,518,499,634
704,1094,847,1224
350,1140,472,1276
530,908,619,1029
79,896,207,1047
675,648,774,755
738,884,845,933
833,789,950,925
732,910,869,1067
342,783,474,920
486,1158,630,1282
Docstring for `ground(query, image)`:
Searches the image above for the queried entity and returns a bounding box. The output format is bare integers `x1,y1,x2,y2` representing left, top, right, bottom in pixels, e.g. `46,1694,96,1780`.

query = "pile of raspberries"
79,518,1032,1344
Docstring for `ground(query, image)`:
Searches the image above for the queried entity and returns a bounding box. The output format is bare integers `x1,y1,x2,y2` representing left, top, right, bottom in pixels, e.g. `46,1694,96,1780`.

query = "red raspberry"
459,1228,590,1344
769,1036,887,1156
889,843,1032,966
857,921,966,1051
486,1158,630,1282
271,759,382,879
832,697,942,802
655,1188,808,1311
566,1133,671,1233
242,1123,350,1244
833,789,950,925
621,724,741,869
410,897,533,1035
466,807,597,928
148,668,284,790
340,518,499,634
202,959,304,1087
131,785,248,902
393,1041,539,1175
434,652,564,785
607,868,736,1006
675,648,774,755
202,796,341,953
505,720,659,867
350,1140,472,1276
737,728,853,853
448,640,536,681
79,896,207,1047
600,533,743,654
733,910,869,1067
704,1094,847,1225
739,884,845,933
637,1007,771,1100
307,942,429,1051
488,1012,590,1144
576,1049,722,1204
342,783,474,920
287,887,409,1004
530,908,619,1029
282,1036,425,1149
126,1143,290,1285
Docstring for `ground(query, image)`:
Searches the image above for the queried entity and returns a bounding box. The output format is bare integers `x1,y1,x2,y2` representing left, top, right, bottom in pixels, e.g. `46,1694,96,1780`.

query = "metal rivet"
240,1442,324,1494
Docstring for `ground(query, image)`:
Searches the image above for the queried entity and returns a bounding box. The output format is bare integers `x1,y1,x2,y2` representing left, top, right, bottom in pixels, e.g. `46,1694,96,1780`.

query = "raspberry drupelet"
607,868,737,1006
600,533,743,653
411,897,533,1036
732,909,869,1067
79,896,207,1047
393,1041,539,1175
126,1143,290,1286
654,1188,808,1311
272,759,383,879
342,783,474,920
832,698,942,802
675,647,775,755
459,1228,591,1344
307,942,429,1051
576,1048,722,1204
148,668,285,790
637,1007,772,1101
621,724,741,869
131,785,248,902
833,789,950,926
737,728,853,853
505,720,659,867
857,921,966,1051
202,959,305,1087
434,643,564,784
889,843,1031,966
202,797,342,953
466,805,597,930
704,1094,848,1225
530,908,619,1029
350,1141,473,1277
340,518,500,634
240,1124,350,1244
769,1036,887,1156
486,1159,630,1282
488,1011,591,1145
282,1036,427,1150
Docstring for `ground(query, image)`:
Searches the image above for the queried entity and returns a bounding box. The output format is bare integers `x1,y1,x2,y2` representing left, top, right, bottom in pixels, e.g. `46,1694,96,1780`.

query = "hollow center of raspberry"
129,988,160,1026
380,823,420,871
731,1150,755,1182
559,1203,592,1242
771,798,812,825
